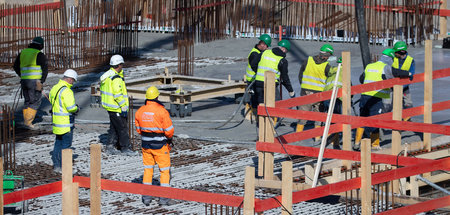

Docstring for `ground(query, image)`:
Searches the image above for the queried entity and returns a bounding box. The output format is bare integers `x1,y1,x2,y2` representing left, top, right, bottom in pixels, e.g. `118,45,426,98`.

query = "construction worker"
135,86,175,206
250,39,295,115
323,57,343,148
244,34,272,115
100,54,136,156
355,49,411,149
297,44,334,141
13,36,48,129
393,41,415,121
49,69,79,172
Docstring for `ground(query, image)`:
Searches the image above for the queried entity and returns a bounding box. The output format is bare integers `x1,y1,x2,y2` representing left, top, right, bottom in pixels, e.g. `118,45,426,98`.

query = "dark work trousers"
52,116,74,168
21,79,42,110
107,111,130,151
251,82,281,112
359,95,384,138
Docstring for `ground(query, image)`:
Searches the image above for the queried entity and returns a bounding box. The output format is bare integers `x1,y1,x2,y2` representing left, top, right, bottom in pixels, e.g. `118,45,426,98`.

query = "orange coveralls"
135,100,174,187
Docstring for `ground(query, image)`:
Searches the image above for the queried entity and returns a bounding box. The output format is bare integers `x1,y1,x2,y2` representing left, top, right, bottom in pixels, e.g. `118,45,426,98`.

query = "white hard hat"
63,69,78,82
110,54,124,66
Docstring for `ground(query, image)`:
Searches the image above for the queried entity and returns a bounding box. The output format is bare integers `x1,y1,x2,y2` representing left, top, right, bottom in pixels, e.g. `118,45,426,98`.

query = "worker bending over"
13,36,48,129
49,69,79,172
135,86,175,206
250,40,295,116
355,49,411,149
100,55,136,156
297,44,334,142
393,41,415,121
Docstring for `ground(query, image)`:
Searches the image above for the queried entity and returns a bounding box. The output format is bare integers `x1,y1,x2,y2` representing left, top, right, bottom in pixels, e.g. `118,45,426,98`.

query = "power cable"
264,104,293,161
271,196,293,215
233,200,244,215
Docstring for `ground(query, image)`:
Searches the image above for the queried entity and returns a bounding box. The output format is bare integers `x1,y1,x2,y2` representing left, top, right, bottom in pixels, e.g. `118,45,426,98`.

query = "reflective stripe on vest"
362,61,391,99
392,55,413,72
50,80,76,135
301,56,328,91
100,68,129,113
245,48,261,82
255,50,282,82
19,48,42,80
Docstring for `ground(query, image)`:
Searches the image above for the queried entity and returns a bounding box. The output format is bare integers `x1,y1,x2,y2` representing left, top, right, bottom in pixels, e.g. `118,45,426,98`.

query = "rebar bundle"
0,105,15,171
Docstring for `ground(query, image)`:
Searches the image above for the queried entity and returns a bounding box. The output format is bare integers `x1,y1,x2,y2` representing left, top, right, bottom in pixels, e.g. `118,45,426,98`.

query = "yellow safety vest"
245,48,261,82
301,57,328,91
324,66,343,100
255,50,282,82
362,61,391,99
392,55,413,72
19,48,42,80
50,79,78,135
100,68,129,113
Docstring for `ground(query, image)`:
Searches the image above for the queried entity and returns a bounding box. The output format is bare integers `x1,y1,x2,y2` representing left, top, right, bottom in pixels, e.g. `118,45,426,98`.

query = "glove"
409,73,413,81
74,105,80,114
167,138,174,148
120,111,128,118
289,91,296,98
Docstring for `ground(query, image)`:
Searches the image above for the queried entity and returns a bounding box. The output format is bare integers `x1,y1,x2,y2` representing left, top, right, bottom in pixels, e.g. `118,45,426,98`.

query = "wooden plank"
392,84,403,193
3,181,62,205
424,40,433,151
410,175,419,197
281,161,293,215
62,149,73,215
90,144,101,215
72,182,79,215
440,0,448,39
376,196,450,215
305,162,314,185
263,71,276,180
342,52,352,168
243,166,255,215
361,139,372,215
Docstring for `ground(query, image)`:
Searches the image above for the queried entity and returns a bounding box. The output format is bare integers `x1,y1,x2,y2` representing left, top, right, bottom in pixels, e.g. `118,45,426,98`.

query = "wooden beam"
376,196,450,215
281,161,293,215
392,84,403,193
305,162,314,185
440,0,448,39
62,149,73,215
410,175,419,197
263,71,276,180
361,139,372,215
72,182,79,215
90,144,101,215
341,52,352,169
424,40,433,152
243,166,255,215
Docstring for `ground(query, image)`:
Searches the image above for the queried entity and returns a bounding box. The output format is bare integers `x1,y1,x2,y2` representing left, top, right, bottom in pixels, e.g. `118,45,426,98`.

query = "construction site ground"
0,33,449,214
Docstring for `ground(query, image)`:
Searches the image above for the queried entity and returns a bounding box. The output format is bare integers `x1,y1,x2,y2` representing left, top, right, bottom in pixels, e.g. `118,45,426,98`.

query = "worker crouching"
135,86,175,206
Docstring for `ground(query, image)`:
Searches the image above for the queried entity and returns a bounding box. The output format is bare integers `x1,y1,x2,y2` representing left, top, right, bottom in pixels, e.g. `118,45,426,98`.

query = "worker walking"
135,86,175,206
100,54,136,156
244,34,272,115
250,39,296,115
13,36,48,129
322,57,343,148
297,44,334,141
355,49,411,149
49,69,79,172
393,41,415,121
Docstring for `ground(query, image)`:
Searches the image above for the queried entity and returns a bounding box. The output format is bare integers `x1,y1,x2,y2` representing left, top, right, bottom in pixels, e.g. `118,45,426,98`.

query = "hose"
213,80,255,129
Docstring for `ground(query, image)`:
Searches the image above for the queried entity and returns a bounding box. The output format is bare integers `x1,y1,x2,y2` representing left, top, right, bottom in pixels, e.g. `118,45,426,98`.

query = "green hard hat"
278,40,291,51
337,57,342,63
320,44,334,55
393,41,407,52
32,36,44,45
382,48,395,58
258,34,272,47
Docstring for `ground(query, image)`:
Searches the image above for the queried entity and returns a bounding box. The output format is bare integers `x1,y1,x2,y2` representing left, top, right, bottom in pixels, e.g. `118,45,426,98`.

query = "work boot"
370,132,381,149
314,125,322,142
159,197,176,206
23,108,36,130
296,124,304,133
142,195,153,206
353,127,364,150
403,116,411,122
106,145,120,155
53,167,62,174
122,148,138,156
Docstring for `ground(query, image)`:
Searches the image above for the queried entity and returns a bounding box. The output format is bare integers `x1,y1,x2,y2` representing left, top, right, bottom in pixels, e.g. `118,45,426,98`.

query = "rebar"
0,105,16,171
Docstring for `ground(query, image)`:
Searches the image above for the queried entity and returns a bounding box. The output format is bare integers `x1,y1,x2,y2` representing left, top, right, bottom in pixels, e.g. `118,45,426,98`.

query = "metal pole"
312,63,342,188
355,0,371,68
416,175,450,195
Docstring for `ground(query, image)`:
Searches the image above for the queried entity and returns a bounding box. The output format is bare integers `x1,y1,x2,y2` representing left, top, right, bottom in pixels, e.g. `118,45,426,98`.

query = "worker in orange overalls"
135,86,174,206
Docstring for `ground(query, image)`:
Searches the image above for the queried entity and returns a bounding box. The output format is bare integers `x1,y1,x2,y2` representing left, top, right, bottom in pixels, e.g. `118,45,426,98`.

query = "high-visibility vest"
255,50,282,82
135,100,174,149
324,66,343,100
50,79,78,135
100,68,129,113
301,56,328,91
362,61,391,99
392,55,413,72
19,48,42,80
245,48,261,82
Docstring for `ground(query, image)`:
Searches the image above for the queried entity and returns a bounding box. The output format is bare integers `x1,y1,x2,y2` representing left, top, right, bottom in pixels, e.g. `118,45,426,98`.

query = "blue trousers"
52,129,73,168
359,95,384,137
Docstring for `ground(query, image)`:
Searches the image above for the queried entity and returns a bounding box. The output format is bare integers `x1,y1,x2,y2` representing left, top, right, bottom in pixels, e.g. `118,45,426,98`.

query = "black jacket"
13,44,48,83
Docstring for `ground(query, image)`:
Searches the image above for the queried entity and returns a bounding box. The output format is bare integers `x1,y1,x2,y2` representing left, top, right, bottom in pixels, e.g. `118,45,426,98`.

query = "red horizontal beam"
256,142,450,170
73,176,246,207
0,2,61,17
4,181,62,205
276,68,450,109
174,1,231,11
376,196,450,215
274,100,449,144
255,158,450,212
258,103,450,135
